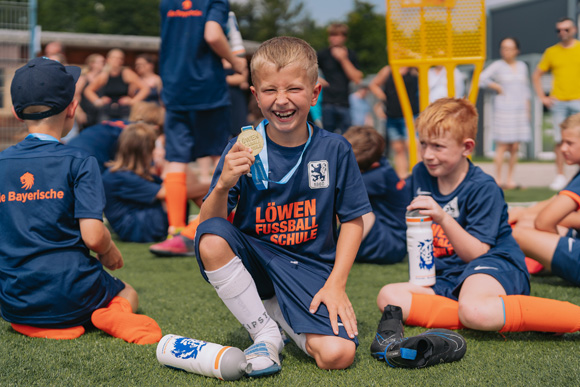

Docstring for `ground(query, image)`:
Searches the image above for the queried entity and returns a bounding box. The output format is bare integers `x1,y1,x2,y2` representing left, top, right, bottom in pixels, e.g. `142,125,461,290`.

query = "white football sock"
263,296,310,357
205,257,283,370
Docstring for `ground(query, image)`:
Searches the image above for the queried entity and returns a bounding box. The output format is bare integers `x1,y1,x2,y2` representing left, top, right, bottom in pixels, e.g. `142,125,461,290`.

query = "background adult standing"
158,0,246,237
480,37,531,190
317,23,363,134
533,17,580,191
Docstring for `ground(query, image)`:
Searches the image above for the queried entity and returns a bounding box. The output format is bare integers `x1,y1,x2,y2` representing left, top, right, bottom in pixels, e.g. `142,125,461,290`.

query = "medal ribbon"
241,119,312,190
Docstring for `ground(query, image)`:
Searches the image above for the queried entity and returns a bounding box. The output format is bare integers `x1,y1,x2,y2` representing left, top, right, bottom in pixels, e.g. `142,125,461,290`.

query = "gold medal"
237,129,264,156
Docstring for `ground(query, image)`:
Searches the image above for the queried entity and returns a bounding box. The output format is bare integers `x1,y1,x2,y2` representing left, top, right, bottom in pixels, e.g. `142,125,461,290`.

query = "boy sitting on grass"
343,125,410,264
194,36,372,376
511,113,580,286
0,57,161,344
372,98,580,358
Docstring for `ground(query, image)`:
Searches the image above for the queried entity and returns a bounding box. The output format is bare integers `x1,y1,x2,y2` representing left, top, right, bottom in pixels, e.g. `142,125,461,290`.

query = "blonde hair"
129,101,165,129
416,98,478,143
343,126,385,172
107,122,158,180
560,113,580,132
250,36,318,86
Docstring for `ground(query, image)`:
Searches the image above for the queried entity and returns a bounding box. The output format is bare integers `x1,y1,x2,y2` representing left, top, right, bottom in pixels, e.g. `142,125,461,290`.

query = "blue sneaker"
384,329,467,369
244,341,281,377
371,305,404,360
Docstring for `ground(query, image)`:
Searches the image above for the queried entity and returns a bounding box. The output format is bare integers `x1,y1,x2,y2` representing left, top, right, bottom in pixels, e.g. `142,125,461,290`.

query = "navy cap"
11,57,81,120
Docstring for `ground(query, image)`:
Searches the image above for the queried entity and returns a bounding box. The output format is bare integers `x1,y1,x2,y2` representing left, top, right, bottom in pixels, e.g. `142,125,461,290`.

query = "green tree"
38,0,160,36
346,0,387,75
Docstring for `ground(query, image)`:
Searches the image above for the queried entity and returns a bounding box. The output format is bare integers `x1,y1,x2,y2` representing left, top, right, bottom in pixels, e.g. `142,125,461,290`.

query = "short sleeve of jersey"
560,171,580,209
206,0,228,27
74,156,106,220
335,145,372,223
462,182,503,246
537,47,553,72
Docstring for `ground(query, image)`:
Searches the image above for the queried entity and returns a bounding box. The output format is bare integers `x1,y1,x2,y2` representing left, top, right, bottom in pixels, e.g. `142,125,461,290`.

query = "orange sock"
11,323,85,340
91,296,162,345
500,295,580,333
165,172,187,229
406,294,464,329
180,216,200,240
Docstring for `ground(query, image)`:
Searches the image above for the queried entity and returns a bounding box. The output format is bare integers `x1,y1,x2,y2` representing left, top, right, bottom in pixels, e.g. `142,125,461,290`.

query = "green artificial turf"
1,189,579,386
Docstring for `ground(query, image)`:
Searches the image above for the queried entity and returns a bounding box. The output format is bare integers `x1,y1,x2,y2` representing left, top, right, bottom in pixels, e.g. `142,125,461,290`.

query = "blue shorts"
194,217,358,345
552,233,580,286
432,253,530,300
386,115,418,142
355,220,406,264
165,106,231,163
550,99,580,143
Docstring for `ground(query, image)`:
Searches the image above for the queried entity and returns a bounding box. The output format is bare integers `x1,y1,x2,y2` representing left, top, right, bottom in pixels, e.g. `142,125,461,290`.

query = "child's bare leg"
392,140,409,179
494,142,508,186
511,227,559,270
457,274,506,330
376,282,435,320
185,165,211,207
305,334,356,370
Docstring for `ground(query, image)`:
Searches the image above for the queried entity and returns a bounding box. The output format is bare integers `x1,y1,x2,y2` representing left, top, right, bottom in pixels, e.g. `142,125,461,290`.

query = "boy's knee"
457,300,496,330
377,284,398,311
198,234,227,259
308,338,355,370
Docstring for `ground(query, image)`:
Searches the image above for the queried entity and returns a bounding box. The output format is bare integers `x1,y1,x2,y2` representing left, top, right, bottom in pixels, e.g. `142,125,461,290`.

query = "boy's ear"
311,82,322,107
250,85,261,109
462,138,475,156
11,106,24,122
66,100,79,118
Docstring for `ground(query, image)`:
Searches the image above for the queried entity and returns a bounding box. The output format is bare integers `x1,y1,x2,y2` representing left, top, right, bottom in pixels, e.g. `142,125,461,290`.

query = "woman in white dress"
479,37,531,189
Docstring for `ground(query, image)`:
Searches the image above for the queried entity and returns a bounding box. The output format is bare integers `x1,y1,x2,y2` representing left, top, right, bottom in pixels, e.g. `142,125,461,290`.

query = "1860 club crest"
308,161,329,189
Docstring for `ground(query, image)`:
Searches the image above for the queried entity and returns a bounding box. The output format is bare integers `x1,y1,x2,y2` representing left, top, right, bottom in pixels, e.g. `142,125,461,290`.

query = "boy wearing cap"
0,57,162,344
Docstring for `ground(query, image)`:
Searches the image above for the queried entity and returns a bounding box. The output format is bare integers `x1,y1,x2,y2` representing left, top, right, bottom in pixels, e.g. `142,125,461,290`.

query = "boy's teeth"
275,111,293,118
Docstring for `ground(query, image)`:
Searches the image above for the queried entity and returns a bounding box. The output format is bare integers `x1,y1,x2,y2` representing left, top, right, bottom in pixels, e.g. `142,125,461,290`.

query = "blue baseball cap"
11,57,81,120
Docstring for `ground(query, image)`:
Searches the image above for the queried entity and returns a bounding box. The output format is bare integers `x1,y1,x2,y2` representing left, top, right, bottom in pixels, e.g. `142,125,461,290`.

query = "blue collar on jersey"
243,119,312,190
26,133,60,142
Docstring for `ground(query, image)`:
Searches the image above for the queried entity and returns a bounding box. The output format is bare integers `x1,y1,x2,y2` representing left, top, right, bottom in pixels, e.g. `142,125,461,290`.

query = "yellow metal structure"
386,0,486,168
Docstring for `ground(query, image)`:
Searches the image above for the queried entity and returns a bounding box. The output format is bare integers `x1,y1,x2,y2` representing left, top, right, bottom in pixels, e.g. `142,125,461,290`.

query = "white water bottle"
227,12,246,57
406,208,436,286
156,334,251,381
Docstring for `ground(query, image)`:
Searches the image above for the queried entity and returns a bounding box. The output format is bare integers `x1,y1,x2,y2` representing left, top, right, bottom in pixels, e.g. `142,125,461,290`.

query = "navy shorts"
195,217,358,345
432,253,530,300
356,220,406,264
552,234,580,286
386,115,418,142
165,106,231,163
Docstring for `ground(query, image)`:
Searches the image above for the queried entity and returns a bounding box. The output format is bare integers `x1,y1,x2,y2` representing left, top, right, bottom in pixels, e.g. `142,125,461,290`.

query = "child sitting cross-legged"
372,98,580,361
0,57,162,344
511,113,580,285
342,125,410,264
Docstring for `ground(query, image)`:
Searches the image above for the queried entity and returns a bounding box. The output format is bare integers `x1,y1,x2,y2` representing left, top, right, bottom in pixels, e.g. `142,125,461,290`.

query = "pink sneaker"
149,235,195,257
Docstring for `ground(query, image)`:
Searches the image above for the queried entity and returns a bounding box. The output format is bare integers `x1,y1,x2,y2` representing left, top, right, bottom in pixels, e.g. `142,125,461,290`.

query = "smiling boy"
193,37,371,376
371,99,580,358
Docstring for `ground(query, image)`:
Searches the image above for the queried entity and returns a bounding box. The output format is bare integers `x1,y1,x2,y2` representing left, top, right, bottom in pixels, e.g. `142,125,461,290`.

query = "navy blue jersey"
0,137,124,326
207,123,372,263
102,169,168,243
363,157,410,236
410,161,527,274
560,171,580,209
159,0,229,110
66,120,127,172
